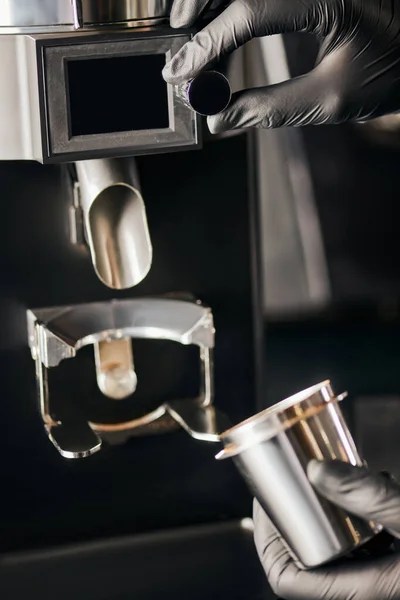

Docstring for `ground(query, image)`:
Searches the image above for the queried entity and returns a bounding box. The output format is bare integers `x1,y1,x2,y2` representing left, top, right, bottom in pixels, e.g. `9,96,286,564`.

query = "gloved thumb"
308,460,400,537
207,71,338,133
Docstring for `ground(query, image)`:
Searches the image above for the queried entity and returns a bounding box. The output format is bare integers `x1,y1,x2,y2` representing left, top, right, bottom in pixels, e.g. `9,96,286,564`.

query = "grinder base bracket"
27,296,228,458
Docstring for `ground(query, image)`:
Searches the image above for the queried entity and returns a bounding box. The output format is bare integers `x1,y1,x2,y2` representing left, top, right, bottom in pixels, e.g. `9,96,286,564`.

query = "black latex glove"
253,460,400,600
163,0,400,133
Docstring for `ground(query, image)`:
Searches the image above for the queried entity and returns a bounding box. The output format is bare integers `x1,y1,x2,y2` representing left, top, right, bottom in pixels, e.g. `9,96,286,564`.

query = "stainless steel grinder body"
217,382,381,569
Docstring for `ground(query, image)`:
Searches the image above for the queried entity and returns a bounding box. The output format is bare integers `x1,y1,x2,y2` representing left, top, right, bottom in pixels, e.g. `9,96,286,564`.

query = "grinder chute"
74,158,152,290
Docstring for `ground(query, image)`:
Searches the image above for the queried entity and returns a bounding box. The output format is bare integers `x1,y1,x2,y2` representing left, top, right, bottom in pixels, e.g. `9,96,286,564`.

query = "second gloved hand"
254,460,400,600
164,0,400,133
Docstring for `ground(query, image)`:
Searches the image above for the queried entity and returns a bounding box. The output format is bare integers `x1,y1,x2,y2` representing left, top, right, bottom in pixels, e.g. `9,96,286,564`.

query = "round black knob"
181,71,232,116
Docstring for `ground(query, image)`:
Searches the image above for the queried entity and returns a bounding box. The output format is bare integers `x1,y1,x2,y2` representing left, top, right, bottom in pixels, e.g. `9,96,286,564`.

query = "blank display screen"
67,54,169,136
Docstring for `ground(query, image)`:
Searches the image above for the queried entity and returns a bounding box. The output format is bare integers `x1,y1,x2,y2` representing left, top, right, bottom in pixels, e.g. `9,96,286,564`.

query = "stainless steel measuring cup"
216,381,381,569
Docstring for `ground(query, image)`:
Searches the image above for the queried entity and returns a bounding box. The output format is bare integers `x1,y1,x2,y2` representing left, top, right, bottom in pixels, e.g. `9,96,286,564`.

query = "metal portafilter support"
216,381,382,570
27,296,229,459
177,71,232,116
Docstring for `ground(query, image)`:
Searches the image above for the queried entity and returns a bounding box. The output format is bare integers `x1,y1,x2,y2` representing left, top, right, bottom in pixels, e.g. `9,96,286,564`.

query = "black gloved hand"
164,0,400,133
253,460,400,600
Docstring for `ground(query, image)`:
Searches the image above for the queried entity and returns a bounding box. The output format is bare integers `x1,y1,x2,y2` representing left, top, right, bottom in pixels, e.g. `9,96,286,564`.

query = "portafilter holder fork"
27,297,229,458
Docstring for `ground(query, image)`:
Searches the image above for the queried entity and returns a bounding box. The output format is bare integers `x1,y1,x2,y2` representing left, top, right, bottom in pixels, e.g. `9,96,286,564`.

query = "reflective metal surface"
27,298,215,364
168,398,230,442
74,158,152,290
0,1,174,31
94,338,138,400
0,35,42,161
0,30,200,162
71,0,83,29
0,0,72,29
217,381,380,569
82,0,173,26
27,297,226,458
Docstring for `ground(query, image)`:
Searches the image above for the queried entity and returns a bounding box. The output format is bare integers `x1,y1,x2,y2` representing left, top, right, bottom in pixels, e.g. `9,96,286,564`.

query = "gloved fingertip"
161,65,171,82
162,46,195,84
170,17,190,29
162,62,186,85
169,2,195,29
169,5,183,28
307,459,325,485
308,459,368,494
207,114,231,134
